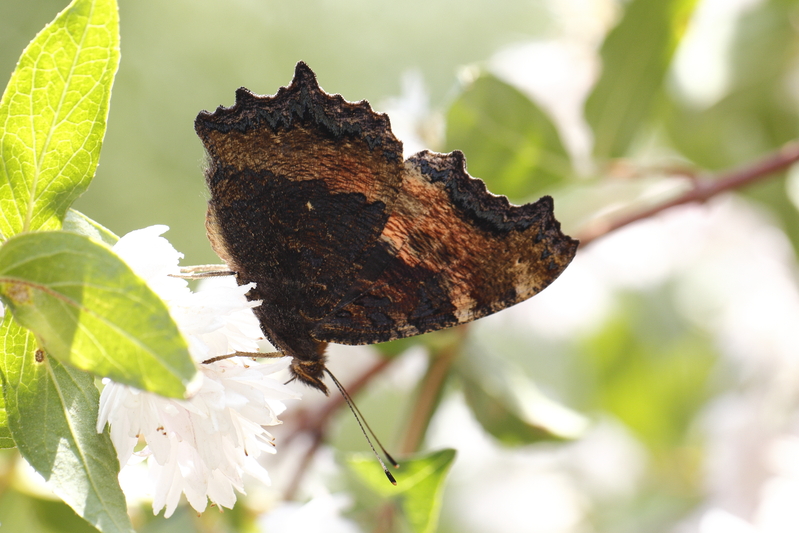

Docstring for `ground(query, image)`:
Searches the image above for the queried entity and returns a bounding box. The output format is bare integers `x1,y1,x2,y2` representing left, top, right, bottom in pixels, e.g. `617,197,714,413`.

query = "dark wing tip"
293,61,316,84
234,86,256,104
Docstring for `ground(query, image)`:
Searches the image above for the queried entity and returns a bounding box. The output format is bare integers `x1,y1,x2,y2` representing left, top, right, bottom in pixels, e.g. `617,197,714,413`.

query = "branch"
577,141,799,247
398,328,467,455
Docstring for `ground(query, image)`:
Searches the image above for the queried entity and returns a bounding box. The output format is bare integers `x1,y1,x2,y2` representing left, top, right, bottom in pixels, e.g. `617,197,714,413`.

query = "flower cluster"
96,226,299,517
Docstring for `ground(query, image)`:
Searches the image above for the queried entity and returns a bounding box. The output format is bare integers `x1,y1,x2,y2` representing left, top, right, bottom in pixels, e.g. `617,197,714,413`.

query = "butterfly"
194,62,577,395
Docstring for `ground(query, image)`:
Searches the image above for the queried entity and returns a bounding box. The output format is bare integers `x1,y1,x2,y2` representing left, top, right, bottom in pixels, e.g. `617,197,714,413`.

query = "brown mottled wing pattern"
195,61,577,369
195,62,405,356
313,150,579,345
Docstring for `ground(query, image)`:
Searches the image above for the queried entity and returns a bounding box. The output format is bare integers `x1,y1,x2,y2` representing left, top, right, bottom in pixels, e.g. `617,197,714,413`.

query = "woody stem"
399,328,467,454
577,140,799,247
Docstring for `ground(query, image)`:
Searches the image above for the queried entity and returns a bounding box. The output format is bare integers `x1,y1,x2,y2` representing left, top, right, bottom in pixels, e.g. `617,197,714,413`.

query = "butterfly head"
289,344,330,395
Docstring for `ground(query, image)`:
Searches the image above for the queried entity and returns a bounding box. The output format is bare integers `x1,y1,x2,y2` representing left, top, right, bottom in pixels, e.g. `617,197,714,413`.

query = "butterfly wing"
313,150,578,345
196,62,577,356
196,62,406,336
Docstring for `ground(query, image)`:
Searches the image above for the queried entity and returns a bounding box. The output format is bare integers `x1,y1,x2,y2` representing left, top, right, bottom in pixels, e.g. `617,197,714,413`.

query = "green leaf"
63,208,119,246
586,0,698,159
445,74,571,201
0,231,196,398
665,0,799,170
0,488,107,533
0,313,134,533
458,351,589,445
578,291,717,450
349,449,456,533
0,0,120,237
0,390,15,449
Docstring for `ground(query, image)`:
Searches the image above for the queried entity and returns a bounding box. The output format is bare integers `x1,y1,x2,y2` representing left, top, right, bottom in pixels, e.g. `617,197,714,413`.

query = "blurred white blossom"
97,225,299,517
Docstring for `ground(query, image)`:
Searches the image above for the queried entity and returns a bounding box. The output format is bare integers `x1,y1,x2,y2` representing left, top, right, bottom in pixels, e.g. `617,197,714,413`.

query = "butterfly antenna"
325,369,399,485
326,369,399,468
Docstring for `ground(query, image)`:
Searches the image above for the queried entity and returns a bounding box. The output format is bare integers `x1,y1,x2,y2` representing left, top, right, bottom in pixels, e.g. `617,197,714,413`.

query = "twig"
282,434,323,502
399,328,467,455
374,501,398,533
577,141,799,247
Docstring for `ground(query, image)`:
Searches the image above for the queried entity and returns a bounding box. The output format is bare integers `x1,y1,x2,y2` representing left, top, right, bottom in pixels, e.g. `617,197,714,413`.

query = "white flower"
96,225,299,517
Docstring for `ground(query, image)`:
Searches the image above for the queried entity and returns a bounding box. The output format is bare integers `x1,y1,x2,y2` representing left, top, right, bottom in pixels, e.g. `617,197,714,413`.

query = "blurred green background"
5,0,799,532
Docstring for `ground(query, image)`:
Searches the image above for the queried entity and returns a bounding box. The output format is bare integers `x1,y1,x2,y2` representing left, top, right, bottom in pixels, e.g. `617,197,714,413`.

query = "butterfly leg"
201,351,284,364
172,264,235,279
